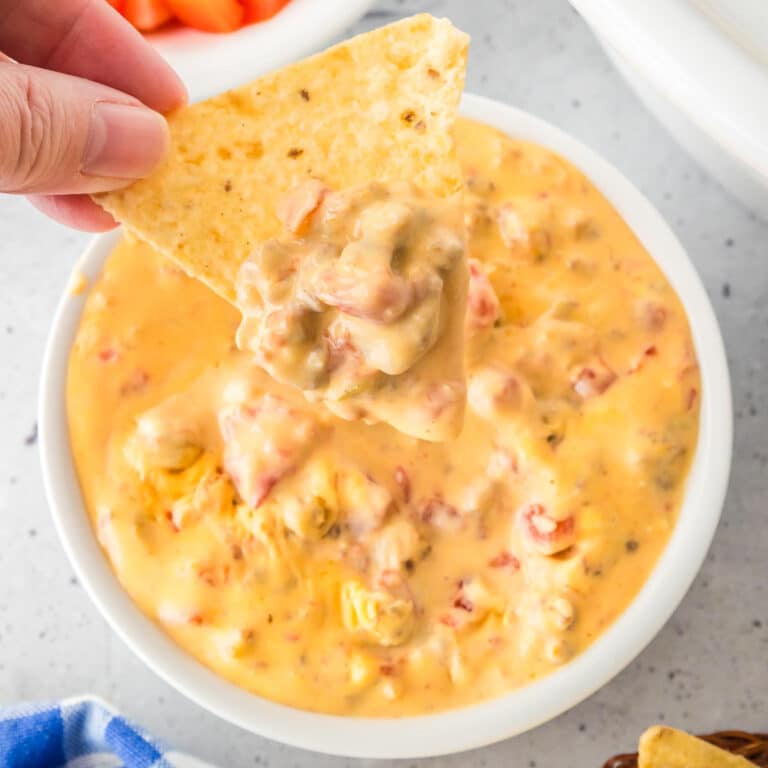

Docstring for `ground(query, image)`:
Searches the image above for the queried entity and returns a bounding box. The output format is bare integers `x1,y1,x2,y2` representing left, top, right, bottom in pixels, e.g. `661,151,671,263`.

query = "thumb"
0,61,169,195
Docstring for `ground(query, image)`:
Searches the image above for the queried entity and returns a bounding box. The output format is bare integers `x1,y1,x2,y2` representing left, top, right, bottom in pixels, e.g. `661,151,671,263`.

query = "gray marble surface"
1,0,766,765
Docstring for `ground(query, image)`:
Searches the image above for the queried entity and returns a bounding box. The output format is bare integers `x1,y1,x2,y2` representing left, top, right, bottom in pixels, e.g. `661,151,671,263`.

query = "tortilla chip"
638,726,754,767
97,14,469,303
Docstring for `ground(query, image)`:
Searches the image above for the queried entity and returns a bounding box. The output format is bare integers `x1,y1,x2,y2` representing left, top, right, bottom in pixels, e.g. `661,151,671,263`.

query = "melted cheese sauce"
235,180,468,442
67,119,700,716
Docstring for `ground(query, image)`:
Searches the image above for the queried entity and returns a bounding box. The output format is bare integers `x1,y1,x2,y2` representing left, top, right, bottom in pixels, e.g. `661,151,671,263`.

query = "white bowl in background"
39,93,732,759
145,0,377,101
570,0,768,222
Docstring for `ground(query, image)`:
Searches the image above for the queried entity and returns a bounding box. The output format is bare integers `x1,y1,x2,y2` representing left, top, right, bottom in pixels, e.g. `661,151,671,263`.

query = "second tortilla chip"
638,726,754,767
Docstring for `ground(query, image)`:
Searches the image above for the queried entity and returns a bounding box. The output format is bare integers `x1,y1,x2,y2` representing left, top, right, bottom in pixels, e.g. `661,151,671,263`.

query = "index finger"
0,0,187,112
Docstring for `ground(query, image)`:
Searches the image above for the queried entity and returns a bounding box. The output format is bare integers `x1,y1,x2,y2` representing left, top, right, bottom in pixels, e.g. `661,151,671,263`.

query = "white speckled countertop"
1,1,766,765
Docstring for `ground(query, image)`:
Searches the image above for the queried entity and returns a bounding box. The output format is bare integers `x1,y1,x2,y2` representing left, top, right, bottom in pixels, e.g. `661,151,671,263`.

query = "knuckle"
0,67,64,193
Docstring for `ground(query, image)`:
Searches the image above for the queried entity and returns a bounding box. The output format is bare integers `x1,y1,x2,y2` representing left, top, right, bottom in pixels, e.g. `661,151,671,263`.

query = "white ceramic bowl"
39,94,732,759
145,0,377,101
570,0,768,221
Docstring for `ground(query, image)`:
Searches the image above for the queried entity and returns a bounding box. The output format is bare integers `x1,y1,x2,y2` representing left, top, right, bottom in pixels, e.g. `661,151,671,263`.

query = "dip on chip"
234,180,468,439
97,14,470,440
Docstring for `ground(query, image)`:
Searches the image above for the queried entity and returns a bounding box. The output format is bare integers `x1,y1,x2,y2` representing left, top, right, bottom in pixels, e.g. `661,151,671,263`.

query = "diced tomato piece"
315,266,415,324
453,595,473,612
165,0,244,32
518,503,575,556
276,180,327,234
423,381,465,424
323,329,363,375
441,578,500,631
157,601,204,626
122,0,174,31
394,466,411,504
488,551,520,570
98,347,119,363
487,449,519,479
628,345,658,374
219,393,317,508
468,365,529,419
636,300,667,332
571,358,616,400
419,495,462,532
242,0,291,22
465,258,501,332
105,0,124,10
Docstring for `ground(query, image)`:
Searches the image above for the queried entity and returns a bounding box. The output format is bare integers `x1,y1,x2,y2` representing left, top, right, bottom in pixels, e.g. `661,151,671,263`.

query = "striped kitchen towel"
0,696,217,768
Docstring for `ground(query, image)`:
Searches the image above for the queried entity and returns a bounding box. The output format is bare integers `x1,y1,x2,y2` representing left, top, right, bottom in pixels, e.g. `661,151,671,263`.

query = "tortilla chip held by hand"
96,14,469,303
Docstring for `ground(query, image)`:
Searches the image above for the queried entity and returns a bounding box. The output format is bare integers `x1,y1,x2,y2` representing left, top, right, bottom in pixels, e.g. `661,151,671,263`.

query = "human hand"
0,0,186,231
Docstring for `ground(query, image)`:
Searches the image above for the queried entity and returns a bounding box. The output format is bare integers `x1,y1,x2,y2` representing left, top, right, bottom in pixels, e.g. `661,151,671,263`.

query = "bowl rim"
39,92,733,759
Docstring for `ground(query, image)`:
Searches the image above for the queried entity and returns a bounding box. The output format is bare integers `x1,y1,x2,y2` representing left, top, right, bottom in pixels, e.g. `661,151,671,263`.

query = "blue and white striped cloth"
0,696,217,768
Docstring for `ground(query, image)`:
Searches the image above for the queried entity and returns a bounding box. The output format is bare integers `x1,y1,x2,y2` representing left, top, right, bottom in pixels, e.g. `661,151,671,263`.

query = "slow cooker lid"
570,0,768,183
692,0,768,68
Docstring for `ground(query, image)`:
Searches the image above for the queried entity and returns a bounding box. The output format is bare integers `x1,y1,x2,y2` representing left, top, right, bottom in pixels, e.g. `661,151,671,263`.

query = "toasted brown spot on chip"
287,147,304,159
300,88,310,101
237,141,264,161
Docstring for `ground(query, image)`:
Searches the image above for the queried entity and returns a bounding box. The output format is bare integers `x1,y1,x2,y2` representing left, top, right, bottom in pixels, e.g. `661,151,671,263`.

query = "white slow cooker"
570,0,768,220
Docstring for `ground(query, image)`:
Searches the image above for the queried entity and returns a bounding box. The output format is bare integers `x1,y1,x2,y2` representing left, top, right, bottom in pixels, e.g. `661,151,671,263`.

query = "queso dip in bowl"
39,94,731,758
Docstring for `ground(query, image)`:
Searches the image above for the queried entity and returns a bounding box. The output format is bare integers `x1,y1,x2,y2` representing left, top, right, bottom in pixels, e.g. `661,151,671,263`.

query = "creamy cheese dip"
67,118,700,716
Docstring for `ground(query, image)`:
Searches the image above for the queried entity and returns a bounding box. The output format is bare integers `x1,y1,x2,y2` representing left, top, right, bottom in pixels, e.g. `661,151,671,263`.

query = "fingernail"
82,102,169,179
